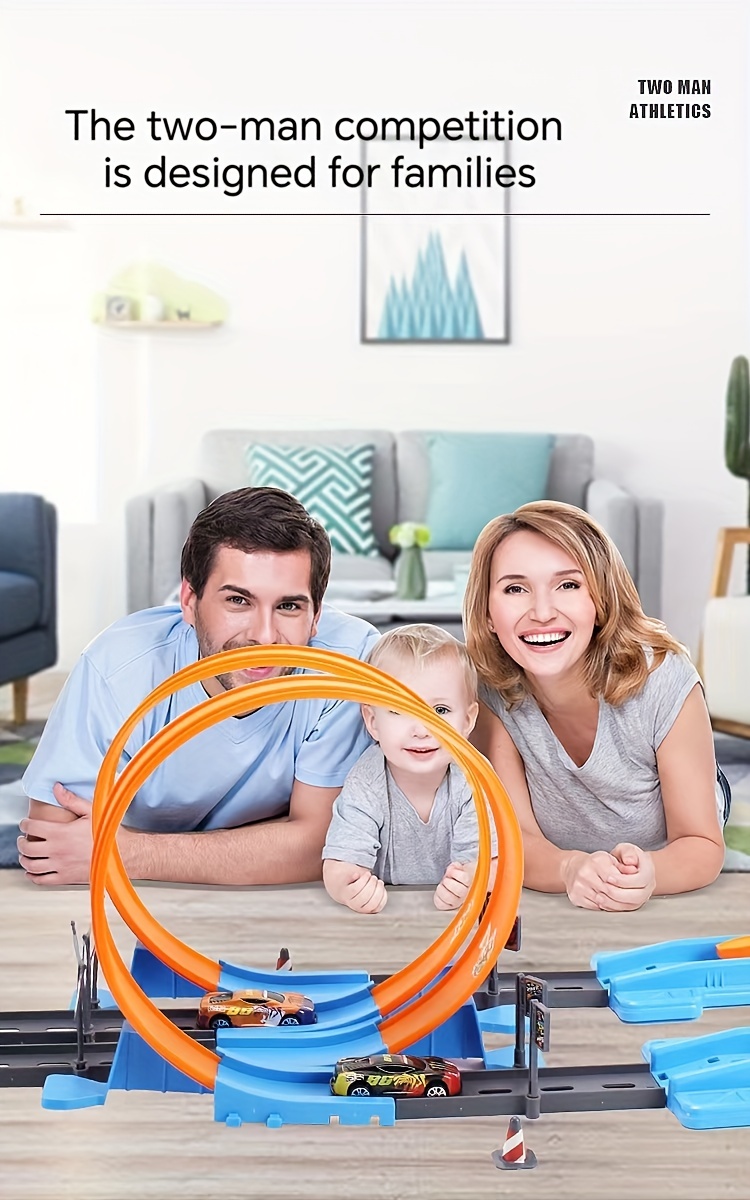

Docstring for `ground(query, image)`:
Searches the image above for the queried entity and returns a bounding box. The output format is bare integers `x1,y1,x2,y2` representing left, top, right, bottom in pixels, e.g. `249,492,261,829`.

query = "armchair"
0,493,57,724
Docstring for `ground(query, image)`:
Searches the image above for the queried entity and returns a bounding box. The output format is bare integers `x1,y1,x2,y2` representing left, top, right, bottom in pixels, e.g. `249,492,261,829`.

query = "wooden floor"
1,872,749,1199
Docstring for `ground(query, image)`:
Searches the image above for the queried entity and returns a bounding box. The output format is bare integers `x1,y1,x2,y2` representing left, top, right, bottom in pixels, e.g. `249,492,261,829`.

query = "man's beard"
192,612,295,693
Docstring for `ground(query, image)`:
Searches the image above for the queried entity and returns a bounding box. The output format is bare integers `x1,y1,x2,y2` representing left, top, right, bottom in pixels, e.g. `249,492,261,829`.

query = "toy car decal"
255,1005,282,1025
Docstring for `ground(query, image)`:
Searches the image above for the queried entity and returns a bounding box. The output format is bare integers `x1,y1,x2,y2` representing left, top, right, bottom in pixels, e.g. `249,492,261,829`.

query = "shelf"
0,218,70,230
95,320,223,330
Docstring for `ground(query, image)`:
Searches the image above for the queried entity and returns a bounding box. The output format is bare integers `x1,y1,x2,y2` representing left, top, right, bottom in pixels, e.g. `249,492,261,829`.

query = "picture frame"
360,138,511,344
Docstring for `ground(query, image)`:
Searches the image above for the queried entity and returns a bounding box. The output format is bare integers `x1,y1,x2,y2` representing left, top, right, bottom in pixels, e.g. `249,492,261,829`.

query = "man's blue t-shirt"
23,604,379,831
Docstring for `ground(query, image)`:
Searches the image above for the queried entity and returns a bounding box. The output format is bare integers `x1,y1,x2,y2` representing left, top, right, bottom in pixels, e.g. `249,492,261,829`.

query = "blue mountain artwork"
376,232,485,340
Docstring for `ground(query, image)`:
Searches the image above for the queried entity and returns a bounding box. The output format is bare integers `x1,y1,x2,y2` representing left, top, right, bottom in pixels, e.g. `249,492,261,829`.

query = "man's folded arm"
120,778,339,884
21,781,339,886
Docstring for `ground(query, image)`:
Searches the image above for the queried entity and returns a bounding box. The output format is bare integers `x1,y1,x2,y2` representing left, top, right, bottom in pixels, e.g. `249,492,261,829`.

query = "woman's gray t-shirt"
480,652,705,853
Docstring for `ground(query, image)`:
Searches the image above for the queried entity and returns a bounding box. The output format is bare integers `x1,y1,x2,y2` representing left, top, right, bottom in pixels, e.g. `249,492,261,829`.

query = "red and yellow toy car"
330,1052,461,1097
196,988,316,1030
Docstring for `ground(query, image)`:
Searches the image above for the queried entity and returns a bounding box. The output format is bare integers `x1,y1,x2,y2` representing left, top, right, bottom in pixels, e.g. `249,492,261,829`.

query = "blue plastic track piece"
108,1024,211,1095
130,944,204,999
42,1075,109,1109
218,961,371,994
405,999,485,1061
214,1060,395,1127
215,1020,387,1072
484,1045,545,1069
592,936,738,983
476,1004,517,1035
592,936,750,1023
217,961,377,1029
642,1027,750,1129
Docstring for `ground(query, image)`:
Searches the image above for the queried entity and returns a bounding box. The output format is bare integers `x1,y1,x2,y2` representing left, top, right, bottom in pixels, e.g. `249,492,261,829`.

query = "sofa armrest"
126,479,208,612
585,480,663,618
585,478,638,578
633,497,663,620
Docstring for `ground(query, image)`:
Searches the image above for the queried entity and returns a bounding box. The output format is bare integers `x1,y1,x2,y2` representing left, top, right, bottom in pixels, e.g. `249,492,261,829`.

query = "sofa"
0,493,58,724
125,429,663,618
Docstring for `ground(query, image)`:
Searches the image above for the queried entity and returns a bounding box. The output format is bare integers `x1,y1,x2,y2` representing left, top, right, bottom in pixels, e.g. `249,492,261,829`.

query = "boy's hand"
344,870,388,914
323,859,387,913
434,861,473,910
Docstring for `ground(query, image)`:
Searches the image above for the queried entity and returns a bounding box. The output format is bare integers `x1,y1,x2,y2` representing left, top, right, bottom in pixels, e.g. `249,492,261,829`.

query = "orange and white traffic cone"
275,947,292,971
491,1115,538,1170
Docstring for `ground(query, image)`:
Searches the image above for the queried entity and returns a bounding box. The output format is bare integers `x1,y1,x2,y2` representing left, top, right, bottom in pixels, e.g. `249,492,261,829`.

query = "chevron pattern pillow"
245,443,379,556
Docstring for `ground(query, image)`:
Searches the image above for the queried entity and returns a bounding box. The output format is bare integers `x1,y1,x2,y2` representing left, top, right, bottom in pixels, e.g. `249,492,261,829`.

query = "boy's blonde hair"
367,623,478,699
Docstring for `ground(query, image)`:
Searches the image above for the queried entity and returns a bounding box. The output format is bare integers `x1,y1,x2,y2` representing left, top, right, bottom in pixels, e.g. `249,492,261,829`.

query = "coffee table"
324,581,465,636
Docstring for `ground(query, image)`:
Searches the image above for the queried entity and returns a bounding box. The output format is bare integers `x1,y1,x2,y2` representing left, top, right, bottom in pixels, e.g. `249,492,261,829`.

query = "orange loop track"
90,647,523,1092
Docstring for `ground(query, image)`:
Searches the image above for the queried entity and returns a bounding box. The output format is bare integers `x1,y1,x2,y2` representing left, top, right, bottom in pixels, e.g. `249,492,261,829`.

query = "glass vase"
395,545,426,600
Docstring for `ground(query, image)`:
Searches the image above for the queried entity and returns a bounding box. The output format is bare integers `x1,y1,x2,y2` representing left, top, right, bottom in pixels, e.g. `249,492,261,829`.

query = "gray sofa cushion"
395,431,594,523
200,429,397,558
0,570,40,639
327,550,395,585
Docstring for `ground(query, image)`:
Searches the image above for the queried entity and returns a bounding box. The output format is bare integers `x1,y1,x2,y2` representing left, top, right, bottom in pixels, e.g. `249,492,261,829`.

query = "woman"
465,501,728,911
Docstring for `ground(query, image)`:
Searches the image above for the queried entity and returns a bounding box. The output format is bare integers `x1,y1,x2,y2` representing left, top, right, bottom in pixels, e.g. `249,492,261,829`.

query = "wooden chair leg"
712,716,750,740
12,678,28,725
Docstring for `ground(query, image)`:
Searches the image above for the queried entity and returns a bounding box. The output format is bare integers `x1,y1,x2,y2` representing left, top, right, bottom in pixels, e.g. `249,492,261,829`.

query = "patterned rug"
2,724,749,870
0,719,44,868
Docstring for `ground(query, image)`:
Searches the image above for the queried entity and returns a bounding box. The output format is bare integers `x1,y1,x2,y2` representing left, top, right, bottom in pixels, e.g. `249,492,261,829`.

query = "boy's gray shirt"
322,744,491,884
479,650,715,853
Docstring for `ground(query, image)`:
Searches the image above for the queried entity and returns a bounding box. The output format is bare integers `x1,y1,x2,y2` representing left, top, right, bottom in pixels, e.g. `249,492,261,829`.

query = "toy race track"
3,934,749,1132
74,646,525,1124
4,648,749,1151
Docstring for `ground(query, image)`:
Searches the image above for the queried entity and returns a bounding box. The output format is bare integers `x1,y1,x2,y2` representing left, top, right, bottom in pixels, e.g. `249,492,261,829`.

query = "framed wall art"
360,138,511,344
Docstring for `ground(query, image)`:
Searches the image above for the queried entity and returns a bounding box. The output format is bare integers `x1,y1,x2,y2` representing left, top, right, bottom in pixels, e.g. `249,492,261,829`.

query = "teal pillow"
424,432,555,550
245,443,379,556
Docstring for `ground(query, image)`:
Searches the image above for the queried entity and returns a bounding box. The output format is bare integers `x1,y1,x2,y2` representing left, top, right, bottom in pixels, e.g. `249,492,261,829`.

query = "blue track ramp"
642,1028,750,1129
214,1056,395,1127
592,936,750,1022
215,1020,386,1071
214,1022,392,1127
218,961,377,1030
213,964,391,1124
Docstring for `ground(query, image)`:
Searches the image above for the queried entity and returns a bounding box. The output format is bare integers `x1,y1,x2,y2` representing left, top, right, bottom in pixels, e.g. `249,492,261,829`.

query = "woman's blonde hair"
464,500,684,708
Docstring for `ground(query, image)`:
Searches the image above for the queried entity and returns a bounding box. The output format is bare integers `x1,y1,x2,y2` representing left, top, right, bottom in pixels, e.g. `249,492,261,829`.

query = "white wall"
1,0,747,667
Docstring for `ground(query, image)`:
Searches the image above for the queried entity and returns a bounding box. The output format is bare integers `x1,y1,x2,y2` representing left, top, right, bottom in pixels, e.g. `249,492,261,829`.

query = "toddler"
322,624,497,914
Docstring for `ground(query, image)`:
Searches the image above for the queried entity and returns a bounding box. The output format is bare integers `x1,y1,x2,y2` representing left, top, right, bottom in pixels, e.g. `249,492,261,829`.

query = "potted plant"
389,522,431,600
725,355,750,590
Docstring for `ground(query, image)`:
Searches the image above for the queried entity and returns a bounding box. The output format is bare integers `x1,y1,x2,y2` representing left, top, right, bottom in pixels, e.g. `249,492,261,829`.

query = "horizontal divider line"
38,211,711,218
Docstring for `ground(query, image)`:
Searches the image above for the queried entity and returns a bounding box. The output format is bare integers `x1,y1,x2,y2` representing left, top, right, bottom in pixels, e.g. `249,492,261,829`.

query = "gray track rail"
0,1018,215,1089
0,971,616,1101
0,1007,200,1045
2,1038,665,1120
396,1063,665,1119
476,970,609,1010
371,970,610,1010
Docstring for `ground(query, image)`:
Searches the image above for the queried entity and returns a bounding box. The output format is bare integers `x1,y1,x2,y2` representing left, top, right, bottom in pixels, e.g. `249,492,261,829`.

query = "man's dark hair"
180,487,332,609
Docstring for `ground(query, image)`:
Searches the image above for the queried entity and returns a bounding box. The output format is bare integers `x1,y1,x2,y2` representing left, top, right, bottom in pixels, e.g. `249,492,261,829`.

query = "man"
18,487,379,886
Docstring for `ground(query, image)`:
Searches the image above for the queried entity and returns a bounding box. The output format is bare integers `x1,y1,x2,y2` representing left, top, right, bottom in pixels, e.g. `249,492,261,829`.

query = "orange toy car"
196,988,317,1030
